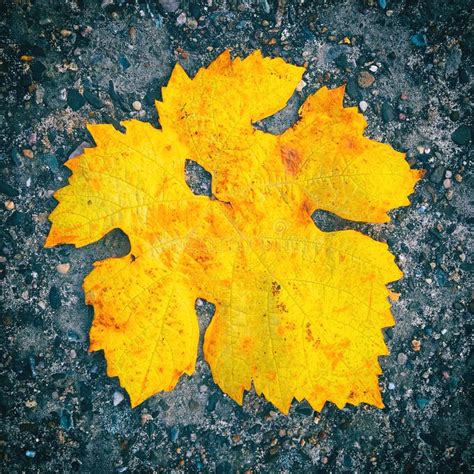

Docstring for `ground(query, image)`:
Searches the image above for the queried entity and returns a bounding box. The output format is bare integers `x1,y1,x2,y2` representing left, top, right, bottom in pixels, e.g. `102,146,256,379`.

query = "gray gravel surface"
1,0,473,472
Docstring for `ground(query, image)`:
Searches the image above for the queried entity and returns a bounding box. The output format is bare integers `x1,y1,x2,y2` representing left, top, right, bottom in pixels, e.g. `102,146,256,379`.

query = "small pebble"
397,352,408,364
445,170,452,178
132,100,142,111
25,450,36,458
296,80,306,92
382,102,395,122
187,19,198,29
159,0,180,13
113,391,125,406
66,330,81,342
429,166,445,184
49,286,62,309
369,64,378,72
359,100,368,112
411,33,427,47
346,77,361,101
416,398,429,409
69,142,92,159
31,60,46,81
56,263,70,274
141,413,152,425
35,85,45,104
83,89,104,109
411,339,421,351
129,26,137,43
335,53,348,68
451,125,471,145
23,149,34,159
188,399,199,411
388,382,395,390
170,426,180,442
176,12,187,25
5,200,15,210
357,71,375,88
67,89,86,111
0,179,19,197
443,179,451,189
118,55,131,70
60,409,73,430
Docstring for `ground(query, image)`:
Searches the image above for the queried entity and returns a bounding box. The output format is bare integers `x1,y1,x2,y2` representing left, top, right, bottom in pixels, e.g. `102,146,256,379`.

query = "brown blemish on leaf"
271,281,281,296
280,145,302,175
239,337,254,353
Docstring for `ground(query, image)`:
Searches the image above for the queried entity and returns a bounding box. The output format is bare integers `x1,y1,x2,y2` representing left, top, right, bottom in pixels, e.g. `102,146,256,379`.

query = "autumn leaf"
46,50,422,413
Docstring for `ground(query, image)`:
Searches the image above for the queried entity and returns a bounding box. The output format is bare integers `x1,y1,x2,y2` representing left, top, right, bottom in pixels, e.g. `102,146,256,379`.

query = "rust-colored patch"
277,321,295,336
280,145,302,175
297,197,314,225
271,281,281,296
239,337,254,353
267,371,277,381
343,135,363,153
300,198,313,217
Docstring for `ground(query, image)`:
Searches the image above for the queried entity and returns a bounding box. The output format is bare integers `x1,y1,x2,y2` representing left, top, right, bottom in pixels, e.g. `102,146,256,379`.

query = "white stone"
176,12,186,25
113,391,125,406
296,80,307,92
56,263,70,274
359,100,368,112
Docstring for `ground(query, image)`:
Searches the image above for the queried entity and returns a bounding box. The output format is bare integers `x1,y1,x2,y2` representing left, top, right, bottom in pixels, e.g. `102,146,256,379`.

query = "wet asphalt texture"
1,0,473,472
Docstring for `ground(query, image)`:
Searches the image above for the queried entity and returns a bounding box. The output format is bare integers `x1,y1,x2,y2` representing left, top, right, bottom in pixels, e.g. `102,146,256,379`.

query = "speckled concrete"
1,1,472,472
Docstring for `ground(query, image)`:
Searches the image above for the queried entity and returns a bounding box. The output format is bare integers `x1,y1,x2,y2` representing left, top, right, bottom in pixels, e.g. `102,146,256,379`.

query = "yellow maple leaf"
45,50,422,413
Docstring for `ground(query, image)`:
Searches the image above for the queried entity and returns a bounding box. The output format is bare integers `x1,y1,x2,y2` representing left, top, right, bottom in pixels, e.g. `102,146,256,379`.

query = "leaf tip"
332,83,347,102
44,233,55,248
413,168,426,182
